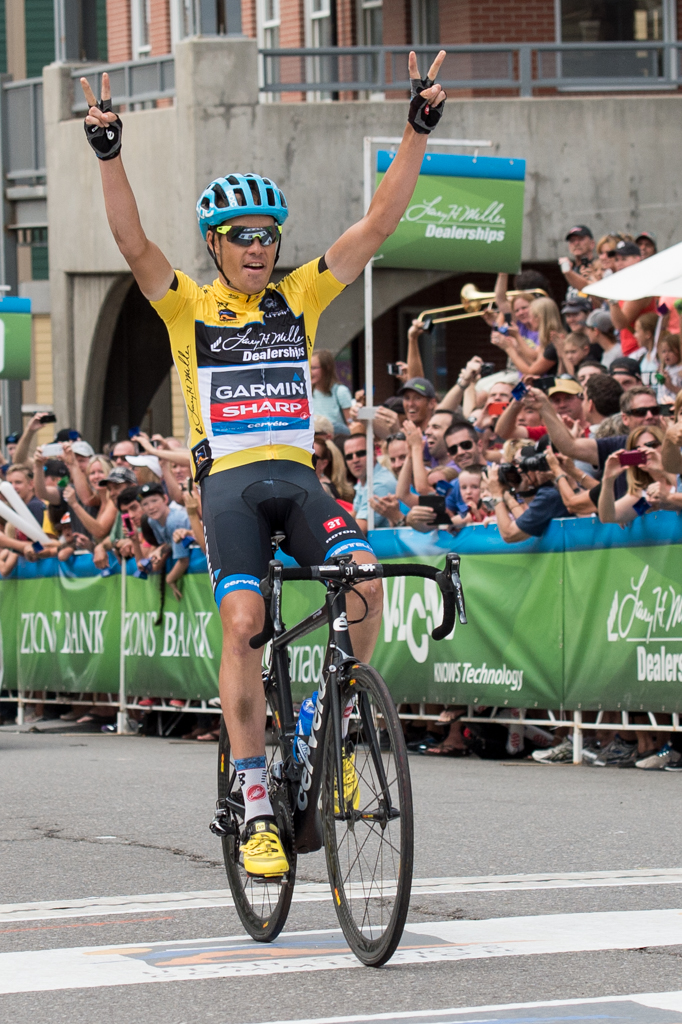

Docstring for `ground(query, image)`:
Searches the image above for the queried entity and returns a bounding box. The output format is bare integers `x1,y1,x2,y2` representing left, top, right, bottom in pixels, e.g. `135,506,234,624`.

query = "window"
558,0,674,81
411,0,439,45
257,0,281,99
305,0,337,97
170,0,196,46
131,0,152,58
359,0,382,46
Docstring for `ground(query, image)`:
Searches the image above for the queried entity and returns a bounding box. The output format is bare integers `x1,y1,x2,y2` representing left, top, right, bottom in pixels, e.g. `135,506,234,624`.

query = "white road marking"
3,867,682,924
1,908,682,994
241,991,682,1024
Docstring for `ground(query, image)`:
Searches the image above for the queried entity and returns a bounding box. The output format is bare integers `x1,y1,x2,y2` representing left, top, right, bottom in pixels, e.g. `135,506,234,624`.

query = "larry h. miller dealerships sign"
374,151,525,274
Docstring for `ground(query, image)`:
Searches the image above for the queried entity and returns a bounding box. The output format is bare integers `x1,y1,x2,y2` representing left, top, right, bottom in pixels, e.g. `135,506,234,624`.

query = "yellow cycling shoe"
334,752,360,814
240,819,289,878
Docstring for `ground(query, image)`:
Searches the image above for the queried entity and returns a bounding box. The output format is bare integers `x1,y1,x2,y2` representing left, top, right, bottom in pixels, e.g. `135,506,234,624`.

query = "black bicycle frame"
252,553,465,854
267,564,357,854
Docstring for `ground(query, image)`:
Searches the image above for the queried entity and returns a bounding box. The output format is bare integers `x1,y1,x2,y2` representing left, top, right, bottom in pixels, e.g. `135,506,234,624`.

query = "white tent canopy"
584,240,682,301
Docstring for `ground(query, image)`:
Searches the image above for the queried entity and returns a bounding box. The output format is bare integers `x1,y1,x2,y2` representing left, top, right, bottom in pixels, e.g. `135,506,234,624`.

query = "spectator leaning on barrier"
386,432,409,477
599,424,682,524
343,432,401,532
138,482,191,597
526,383,663,501
485,443,573,542
423,409,459,469
0,464,47,561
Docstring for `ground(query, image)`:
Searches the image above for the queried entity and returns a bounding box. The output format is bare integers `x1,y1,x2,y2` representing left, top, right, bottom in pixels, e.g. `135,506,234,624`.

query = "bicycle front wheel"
217,715,297,942
321,663,413,966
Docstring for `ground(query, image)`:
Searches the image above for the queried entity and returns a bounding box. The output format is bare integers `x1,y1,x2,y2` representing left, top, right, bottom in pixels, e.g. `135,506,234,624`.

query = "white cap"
126,454,162,478
71,440,95,458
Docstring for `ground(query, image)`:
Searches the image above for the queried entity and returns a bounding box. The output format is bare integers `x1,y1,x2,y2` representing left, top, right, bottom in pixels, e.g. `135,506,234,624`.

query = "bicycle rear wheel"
217,712,297,942
321,663,413,966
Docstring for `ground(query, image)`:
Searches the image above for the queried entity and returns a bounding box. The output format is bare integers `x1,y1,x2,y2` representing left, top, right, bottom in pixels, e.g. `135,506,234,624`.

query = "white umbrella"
584,241,682,301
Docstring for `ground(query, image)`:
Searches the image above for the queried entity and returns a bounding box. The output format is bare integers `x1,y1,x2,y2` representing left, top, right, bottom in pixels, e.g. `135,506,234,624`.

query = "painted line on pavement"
240,991,682,1024
1,908,682,994
3,867,682,924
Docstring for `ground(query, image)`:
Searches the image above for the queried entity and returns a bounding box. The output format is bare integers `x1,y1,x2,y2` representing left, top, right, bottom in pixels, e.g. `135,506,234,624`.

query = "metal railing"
2,77,45,179
71,55,175,114
259,41,682,98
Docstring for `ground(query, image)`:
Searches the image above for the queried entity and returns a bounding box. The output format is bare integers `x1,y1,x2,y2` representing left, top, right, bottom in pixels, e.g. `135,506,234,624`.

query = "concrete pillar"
44,62,80,429
173,36,259,282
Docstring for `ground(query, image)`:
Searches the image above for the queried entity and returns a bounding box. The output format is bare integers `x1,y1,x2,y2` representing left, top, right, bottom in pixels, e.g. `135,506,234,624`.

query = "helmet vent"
212,184,229,208
265,188,275,206
247,179,261,205
226,175,240,185
279,191,287,209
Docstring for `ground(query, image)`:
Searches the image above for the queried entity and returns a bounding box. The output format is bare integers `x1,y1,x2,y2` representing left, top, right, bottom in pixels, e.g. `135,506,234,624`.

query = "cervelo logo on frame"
323,516,344,533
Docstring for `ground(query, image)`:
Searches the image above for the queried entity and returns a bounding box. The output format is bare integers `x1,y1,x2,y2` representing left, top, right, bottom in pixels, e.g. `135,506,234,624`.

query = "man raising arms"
80,54,447,878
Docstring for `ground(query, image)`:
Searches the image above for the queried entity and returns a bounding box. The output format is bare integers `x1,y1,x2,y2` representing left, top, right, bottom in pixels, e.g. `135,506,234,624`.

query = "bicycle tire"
217,710,297,942
321,663,413,966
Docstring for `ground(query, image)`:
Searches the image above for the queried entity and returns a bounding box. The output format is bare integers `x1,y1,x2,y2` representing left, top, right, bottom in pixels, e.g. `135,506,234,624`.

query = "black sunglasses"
215,224,280,247
387,432,406,443
603,249,617,258
345,449,367,460
641,440,661,449
447,439,474,454
628,405,660,417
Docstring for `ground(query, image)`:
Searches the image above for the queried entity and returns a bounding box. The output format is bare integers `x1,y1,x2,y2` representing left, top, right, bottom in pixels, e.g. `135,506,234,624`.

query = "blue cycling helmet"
196,173,288,239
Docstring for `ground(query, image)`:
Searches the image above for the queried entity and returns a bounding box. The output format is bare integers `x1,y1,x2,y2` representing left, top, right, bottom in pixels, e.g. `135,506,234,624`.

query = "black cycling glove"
84,98,122,161
408,76,446,135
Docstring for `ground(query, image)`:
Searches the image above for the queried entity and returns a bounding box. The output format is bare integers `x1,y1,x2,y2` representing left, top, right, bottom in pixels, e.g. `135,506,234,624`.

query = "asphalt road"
2,724,682,1024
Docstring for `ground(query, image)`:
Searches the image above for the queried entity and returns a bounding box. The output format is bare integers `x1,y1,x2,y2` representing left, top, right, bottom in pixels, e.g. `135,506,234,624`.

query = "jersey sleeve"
277,258,346,319
150,271,202,328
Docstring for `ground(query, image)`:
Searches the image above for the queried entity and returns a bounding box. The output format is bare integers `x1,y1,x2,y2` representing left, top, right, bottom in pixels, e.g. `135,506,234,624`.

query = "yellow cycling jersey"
151,257,346,479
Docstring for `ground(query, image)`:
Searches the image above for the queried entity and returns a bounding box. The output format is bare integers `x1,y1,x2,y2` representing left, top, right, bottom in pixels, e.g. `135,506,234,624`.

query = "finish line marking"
4,867,682,924
1,908,682,994
242,991,682,1024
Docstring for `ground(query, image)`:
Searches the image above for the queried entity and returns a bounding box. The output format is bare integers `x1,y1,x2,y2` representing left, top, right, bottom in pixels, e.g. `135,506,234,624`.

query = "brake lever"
446,552,467,625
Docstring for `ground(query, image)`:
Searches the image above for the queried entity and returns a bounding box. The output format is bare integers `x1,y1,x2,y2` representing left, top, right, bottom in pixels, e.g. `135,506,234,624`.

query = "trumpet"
417,284,548,329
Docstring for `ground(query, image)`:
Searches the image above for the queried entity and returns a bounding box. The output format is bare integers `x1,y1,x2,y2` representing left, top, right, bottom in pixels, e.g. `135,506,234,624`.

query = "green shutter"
25,0,55,79
97,0,108,60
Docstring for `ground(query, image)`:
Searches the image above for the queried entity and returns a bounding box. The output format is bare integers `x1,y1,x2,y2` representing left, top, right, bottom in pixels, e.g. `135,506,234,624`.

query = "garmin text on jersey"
210,366,311,435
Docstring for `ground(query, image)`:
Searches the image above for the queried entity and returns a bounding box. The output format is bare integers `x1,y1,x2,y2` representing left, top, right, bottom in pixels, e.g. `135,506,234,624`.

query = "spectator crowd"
2,225,681,765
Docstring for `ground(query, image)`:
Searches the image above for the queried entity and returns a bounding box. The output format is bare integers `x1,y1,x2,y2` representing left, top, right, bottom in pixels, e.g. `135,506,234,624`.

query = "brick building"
102,1,680,64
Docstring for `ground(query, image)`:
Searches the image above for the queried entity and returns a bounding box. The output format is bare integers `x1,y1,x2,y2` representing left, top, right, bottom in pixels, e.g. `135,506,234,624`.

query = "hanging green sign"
375,152,525,274
0,296,32,380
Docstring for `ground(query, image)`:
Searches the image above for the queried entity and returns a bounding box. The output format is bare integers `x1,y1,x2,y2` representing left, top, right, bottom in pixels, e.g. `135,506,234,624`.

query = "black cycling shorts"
200,460,374,606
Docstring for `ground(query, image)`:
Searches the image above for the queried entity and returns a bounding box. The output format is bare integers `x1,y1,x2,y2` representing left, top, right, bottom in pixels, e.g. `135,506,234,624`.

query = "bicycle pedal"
247,871,285,884
209,802,234,837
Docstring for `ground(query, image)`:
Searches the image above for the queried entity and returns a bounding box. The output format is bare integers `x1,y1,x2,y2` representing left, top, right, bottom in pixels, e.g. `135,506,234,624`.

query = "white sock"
234,756,274,824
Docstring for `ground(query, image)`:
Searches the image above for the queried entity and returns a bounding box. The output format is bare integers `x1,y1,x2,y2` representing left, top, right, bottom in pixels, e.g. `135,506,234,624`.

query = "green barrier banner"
374,152,525,274
282,553,563,709
563,544,682,713
2,531,680,713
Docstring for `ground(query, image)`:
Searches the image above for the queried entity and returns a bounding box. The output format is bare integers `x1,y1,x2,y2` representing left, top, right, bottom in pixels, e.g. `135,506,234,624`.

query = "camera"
479,361,496,377
497,463,522,489
419,316,434,334
519,452,549,473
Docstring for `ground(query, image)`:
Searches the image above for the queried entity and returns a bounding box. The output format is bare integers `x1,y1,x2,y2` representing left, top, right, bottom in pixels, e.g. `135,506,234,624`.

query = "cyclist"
80,52,447,878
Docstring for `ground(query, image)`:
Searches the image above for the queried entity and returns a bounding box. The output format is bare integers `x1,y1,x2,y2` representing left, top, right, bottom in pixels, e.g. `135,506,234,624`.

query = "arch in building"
81,274,174,449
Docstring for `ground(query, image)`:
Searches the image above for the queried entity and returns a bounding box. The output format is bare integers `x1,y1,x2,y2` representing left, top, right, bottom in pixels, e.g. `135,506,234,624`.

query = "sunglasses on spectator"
447,439,475,454
603,249,617,258
387,432,406,443
628,405,661,417
345,449,367,460
215,224,281,247
640,440,661,449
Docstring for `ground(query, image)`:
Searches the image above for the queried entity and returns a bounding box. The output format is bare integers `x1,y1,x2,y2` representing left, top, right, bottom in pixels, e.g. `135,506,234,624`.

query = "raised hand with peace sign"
81,72,123,161
407,50,447,135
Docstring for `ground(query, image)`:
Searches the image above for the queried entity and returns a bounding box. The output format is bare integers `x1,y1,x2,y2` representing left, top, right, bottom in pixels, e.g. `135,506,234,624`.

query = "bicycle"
210,547,466,966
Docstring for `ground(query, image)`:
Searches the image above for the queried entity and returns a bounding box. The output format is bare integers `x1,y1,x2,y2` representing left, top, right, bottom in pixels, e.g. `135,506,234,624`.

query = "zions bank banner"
3,515,682,712
374,151,525,274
